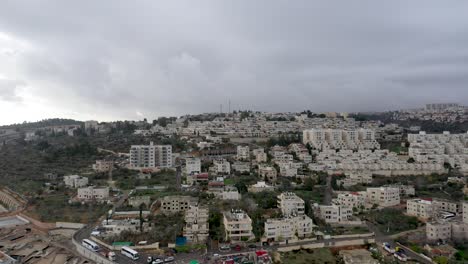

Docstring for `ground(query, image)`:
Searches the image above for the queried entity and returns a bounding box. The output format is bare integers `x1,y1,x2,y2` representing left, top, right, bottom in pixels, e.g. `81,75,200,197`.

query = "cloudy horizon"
1,1,468,125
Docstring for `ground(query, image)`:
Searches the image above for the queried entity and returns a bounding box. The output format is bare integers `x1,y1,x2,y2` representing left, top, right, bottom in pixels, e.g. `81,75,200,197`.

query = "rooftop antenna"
228,100,231,114
220,104,223,114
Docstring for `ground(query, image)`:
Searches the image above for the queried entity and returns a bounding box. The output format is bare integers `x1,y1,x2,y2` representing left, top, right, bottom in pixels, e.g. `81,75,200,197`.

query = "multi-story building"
129,142,172,169
256,152,268,163
213,159,231,175
232,162,250,173
426,221,452,242
432,199,462,215
264,215,314,241
77,186,109,201
223,209,253,241
183,206,209,243
237,146,250,160
302,129,380,151
128,195,151,208
185,157,201,175
63,175,88,188
425,103,459,112
160,196,198,214
366,187,400,207
93,160,113,172
334,192,366,209
406,199,433,219
314,204,353,223
259,165,277,183
277,192,305,216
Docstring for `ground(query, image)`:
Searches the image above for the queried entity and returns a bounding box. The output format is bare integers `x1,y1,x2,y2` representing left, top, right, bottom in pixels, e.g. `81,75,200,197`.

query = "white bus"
82,239,100,252
121,246,139,260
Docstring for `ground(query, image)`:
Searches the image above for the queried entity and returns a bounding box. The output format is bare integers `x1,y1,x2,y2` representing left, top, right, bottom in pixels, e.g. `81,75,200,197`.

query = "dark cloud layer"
0,0,468,122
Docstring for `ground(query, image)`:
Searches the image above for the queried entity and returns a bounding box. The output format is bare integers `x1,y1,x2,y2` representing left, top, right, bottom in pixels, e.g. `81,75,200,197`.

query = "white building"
277,192,305,216
129,142,172,169
259,165,277,183
302,128,380,151
223,209,253,241
185,157,201,175
406,199,433,219
93,160,113,173
77,186,109,201
63,175,88,188
366,187,400,207
264,215,315,241
160,196,198,214
256,152,268,163
334,192,366,210
237,145,250,160
315,204,353,224
213,159,231,175
183,206,209,243
248,181,275,193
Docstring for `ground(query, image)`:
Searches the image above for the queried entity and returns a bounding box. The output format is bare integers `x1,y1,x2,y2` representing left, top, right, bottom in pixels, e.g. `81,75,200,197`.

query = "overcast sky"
1,1,468,125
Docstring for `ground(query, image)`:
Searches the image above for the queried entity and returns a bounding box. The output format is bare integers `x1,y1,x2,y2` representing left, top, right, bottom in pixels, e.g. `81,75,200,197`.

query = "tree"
407,157,415,163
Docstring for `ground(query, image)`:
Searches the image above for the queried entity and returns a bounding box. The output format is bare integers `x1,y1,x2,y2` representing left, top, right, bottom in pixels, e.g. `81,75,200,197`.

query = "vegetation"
363,208,421,235
280,248,336,264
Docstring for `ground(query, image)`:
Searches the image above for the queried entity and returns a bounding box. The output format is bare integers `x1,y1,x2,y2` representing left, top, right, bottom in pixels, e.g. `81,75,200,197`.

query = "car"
220,245,231,251
164,256,175,262
213,253,220,257
234,245,242,251
248,244,257,249
152,259,164,264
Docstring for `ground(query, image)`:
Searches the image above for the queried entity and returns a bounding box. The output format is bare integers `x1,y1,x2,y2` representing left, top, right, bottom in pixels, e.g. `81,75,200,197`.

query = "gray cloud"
0,0,468,122
0,79,24,102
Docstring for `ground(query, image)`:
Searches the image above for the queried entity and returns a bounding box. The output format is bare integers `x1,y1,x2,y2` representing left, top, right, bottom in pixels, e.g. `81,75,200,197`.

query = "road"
365,221,432,264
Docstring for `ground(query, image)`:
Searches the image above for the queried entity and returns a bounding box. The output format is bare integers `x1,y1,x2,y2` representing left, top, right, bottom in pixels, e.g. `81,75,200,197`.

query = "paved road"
365,221,432,264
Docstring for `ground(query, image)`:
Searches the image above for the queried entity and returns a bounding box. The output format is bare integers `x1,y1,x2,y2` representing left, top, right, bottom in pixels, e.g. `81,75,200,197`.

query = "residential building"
63,175,88,188
223,209,253,241
314,204,353,223
432,199,462,215
237,146,250,160
129,142,172,169
93,160,113,172
186,172,209,186
77,186,109,201
302,128,380,151
277,192,305,216
264,215,314,241
232,162,250,173
185,157,201,175
183,206,209,243
248,181,275,193
426,221,452,242
213,159,231,175
259,165,277,183
366,187,400,207
334,192,366,209
256,152,268,163
407,199,433,219
340,249,379,264
128,196,151,208
160,196,198,214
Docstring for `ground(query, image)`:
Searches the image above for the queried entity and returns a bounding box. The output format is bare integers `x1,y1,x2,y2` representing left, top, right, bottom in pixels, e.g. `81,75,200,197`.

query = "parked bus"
121,246,139,260
82,239,100,252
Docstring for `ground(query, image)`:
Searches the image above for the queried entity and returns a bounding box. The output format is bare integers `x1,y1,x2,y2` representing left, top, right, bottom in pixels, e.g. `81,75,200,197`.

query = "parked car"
248,244,257,249
164,256,175,262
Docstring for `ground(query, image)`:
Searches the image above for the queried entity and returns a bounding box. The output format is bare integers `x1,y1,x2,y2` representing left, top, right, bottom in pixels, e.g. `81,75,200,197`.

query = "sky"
1,1,468,125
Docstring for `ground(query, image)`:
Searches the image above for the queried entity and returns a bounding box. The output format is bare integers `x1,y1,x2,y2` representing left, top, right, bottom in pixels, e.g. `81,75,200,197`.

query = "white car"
164,256,175,262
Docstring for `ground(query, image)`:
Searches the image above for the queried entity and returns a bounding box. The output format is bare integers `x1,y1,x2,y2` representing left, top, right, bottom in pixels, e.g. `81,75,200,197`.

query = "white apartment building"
77,186,109,201
63,175,88,188
232,162,250,173
129,142,172,169
93,160,113,172
315,204,353,223
302,128,380,151
264,215,314,241
160,196,198,214
185,157,201,175
432,199,462,214
366,187,400,207
223,209,253,241
256,152,268,163
334,192,366,209
406,199,433,219
426,221,452,242
213,159,231,175
277,192,305,216
237,145,250,160
259,166,277,183
248,181,275,193
183,206,209,243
